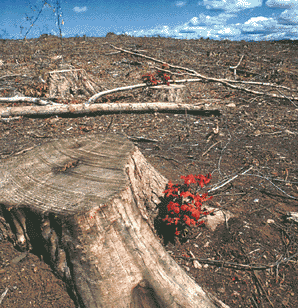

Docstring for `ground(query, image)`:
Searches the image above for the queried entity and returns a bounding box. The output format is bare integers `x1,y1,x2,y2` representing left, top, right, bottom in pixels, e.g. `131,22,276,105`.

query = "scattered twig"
188,250,202,269
251,296,259,308
244,172,298,200
48,68,83,75
0,96,60,106
178,251,298,271
202,140,221,156
0,74,27,80
127,136,159,143
13,146,35,156
104,51,121,55
208,166,298,200
152,154,181,164
274,88,298,108
230,55,244,79
241,245,274,308
0,116,21,122
208,166,253,193
217,127,231,176
0,288,9,305
105,115,114,132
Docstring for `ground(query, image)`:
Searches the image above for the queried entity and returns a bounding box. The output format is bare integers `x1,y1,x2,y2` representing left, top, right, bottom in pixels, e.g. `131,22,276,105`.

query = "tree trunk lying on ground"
0,133,228,308
0,101,221,118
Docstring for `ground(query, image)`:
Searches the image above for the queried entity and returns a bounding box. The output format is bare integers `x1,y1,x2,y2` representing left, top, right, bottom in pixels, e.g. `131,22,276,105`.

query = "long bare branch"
107,44,298,101
88,79,203,103
0,101,220,118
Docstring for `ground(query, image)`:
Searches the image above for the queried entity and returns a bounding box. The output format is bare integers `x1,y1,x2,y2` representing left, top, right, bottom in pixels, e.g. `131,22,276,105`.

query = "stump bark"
0,133,227,308
145,84,189,103
47,64,101,98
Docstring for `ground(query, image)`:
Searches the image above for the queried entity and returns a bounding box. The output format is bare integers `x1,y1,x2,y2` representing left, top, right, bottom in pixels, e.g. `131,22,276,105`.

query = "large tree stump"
0,133,227,308
47,64,101,98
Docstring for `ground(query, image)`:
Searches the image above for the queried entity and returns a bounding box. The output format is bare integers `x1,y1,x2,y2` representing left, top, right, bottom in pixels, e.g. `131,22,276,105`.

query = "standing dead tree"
0,133,229,308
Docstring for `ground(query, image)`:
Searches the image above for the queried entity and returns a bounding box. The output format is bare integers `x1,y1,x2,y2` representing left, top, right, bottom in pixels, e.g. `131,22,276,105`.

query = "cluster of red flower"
162,174,213,236
142,70,171,86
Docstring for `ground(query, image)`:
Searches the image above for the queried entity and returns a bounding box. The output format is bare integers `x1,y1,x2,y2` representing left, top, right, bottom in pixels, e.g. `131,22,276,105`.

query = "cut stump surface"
0,133,227,308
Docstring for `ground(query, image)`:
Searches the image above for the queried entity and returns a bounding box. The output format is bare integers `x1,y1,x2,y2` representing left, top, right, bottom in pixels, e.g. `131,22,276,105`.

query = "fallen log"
0,101,221,118
0,133,228,307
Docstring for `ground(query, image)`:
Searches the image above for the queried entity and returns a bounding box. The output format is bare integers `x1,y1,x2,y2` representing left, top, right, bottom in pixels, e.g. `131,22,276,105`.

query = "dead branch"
202,141,221,156
208,166,298,200
88,83,148,103
0,74,28,80
179,250,298,271
230,55,245,79
0,101,220,118
126,136,159,143
0,96,60,106
151,64,294,92
88,79,203,103
107,44,298,101
208,167,254,193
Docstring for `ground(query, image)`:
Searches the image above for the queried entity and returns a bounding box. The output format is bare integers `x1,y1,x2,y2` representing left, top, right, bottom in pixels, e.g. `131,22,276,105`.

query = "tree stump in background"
146,84,189,103
0,133,227,308
47,64,101,98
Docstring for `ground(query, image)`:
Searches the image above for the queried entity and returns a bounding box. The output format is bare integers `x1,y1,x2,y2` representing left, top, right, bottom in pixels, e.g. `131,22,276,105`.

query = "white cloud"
266,1,298,25
218,26,242,36
279,8,298,23
119,1,298,42
203,0,262,12
122,10,298,41
188,13,235,25
73,6,87,13
266,0,298,8
125,25,177,38
175,1,187,6
241,16,279,33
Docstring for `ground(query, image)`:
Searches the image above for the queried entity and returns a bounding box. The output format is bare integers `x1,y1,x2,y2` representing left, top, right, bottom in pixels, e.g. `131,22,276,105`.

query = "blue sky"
0,0,298,41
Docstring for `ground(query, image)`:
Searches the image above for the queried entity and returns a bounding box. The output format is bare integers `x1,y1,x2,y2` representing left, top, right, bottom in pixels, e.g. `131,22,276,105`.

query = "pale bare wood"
0,101,221,118
87,79,203,104
0,96,59,105
47,66,100,98
147,84,188,103
0,134,227,307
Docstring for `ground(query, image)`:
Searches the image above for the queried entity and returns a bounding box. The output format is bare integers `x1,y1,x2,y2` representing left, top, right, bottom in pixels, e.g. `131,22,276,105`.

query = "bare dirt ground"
0,34,297,308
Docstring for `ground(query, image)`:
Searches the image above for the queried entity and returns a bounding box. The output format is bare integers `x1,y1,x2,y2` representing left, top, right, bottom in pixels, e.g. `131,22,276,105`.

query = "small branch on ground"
178,250,298,271
230,55,245,79
0,96,60,106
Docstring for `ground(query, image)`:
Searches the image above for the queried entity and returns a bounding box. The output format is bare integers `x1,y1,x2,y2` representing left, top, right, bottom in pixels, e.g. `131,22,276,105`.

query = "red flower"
181,174,196,185
174,217,180,225
163,182,179,197
180,203,189,211
191,209,201,220
196,173,212,188
162,173,212,237
180,191,194,199
183,215,191,226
